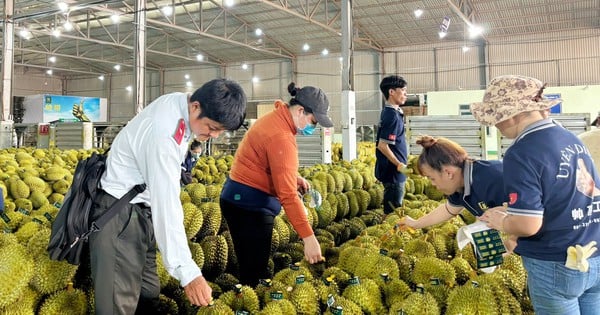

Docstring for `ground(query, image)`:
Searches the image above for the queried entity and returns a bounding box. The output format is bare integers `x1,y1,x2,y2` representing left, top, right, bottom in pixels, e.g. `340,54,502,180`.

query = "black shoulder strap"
86,184,146,235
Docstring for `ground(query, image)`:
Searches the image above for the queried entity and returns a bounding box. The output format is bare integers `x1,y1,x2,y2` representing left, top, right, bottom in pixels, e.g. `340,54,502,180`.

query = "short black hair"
379,75,407,99
190,78,247,130
190,139,202,151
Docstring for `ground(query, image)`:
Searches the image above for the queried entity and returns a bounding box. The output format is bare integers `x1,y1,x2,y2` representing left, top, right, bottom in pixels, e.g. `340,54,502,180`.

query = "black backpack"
47,151,145,265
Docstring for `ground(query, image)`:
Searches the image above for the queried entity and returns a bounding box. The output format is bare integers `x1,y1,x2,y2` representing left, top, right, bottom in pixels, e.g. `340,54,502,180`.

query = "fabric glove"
565,241,597,272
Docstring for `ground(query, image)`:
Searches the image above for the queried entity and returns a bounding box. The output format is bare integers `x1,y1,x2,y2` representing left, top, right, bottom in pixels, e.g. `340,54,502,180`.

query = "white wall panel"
12,68,62,97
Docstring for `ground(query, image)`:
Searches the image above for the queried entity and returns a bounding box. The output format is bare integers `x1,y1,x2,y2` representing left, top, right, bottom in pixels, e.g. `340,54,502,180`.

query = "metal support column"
134,0,147,114
1,0,15,148
341,0,356,161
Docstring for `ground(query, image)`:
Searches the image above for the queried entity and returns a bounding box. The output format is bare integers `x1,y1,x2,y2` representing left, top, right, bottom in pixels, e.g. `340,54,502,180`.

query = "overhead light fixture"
114,64,121,71
321,48,329,56
302,43,310,51
468,25,483,39
111,15,120,23
462,45,470,53
48,56,57,63
46,69,53,75
57,2,69,12
252,77,259,83
414,9,423,18
162,6,173,16
18,28,32,40
241,63,248,70
184,74,190,79
186,81,193,87
255,28,263,36
438,31,447,39
196,54,204,61
224,0,235,7
52,28,61,37
126,85,132,92
63,20,73,31
98,75,105,81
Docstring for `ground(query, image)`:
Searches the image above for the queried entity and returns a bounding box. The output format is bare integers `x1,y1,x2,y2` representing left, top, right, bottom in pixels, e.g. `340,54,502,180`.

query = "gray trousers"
89,190,160,315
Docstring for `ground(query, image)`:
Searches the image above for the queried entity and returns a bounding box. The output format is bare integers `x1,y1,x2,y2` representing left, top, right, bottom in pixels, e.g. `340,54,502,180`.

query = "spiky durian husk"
199,235,228,280
289,282,319,315
341,277,385,315
274,215,291,246
354,189,371,214
0,236,35,308
404,238,437,258
27,229,78,295
38,288,87,315
186,183,207,206
368,185,384,209
345,191,360,218
214,274,239,293
196,202,221,238
412,256,456,288
499,253,527,298
375,276,411,308
278,242,305,264
390,291,440,315
272,264,314,287
450,256,476,286
196,300,234,315
446,284,499,315
0,286,40,315
334,193,349,220
182,202,204,239
218,285,260,314
316,200,336,229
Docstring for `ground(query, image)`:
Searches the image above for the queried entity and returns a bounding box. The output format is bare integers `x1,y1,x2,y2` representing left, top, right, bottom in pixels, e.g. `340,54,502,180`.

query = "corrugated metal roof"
2,0,598,76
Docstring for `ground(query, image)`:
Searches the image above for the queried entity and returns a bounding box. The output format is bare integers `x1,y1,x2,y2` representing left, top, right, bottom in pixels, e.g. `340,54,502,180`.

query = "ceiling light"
111,15,120,23
98,75,105,81
252,77,259,83
48,56,57,63
184,74,190,79
114,64,121,71
46,69,53,75
126,85,132,92
63,20,73,31
186,81,193,87
438,31,447,39
241,63,248,70
462,45,470,53
302,43,310,51
52,28,61,37
255,28,263,36
18,28,32,40
224,0,235,7
57,2,69,12
162,6,173,16
469,25,483,39
321,48,329,56
196,54,204,61
414,9,423,18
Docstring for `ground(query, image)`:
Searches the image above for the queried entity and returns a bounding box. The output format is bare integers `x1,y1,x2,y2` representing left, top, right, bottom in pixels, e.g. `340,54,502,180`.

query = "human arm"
297,175,310,195
480,206,542,237
267,135,323,263
377,140,405,170
400,202,463,229
143,132,210,305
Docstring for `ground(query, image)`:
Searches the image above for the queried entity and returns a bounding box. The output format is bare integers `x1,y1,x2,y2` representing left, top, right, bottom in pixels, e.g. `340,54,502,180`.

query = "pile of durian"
0,143,532,315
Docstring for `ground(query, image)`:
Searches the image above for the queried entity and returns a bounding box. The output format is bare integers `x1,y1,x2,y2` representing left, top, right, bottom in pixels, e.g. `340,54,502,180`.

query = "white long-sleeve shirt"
100,92,200,286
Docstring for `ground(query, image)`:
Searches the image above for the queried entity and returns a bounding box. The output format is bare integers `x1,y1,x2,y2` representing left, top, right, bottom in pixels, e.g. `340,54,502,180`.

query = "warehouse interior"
1,0,600,314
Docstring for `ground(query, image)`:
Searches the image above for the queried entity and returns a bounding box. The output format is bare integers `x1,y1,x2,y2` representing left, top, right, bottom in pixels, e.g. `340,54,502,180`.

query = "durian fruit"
258,291,297,315
274,215,291,246
412,256,456,288
38,285,87,315
341,276,385,315
196,300,234,315
403,238,437,258
450,256,477,286
214,273,240,293
499,253,527,299
14,220,45,244
329,295,363,314
186,183,207,206
218,284,260,314
312,276,340,307
182,202,204,239
27,228,78,295
0,234,35,308
273,263,314,287
335,193,349,220
199,235,228,280
0,286,40,315
196,202,222,238
445,282,499,315
315,200,336,229
189,241,205,270
391,287,440,315
321,267,351,293
289,275,319,315
368,185,384,209
376,273,411,308
254,279,290,306
155,294,178,315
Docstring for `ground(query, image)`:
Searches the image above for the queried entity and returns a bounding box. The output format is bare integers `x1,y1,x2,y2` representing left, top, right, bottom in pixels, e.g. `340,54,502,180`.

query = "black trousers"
89,190,160,315
220,199,274,287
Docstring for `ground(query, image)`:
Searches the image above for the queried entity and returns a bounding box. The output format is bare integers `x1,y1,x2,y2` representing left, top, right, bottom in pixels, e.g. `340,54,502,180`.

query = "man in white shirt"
89,78,246,314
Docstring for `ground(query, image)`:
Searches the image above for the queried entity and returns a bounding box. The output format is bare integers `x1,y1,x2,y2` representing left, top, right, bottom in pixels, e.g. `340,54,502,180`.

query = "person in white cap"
471,75,600,315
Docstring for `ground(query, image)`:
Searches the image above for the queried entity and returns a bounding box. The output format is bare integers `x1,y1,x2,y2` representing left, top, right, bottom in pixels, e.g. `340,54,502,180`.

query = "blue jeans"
383,182,405,214
522,255,600,315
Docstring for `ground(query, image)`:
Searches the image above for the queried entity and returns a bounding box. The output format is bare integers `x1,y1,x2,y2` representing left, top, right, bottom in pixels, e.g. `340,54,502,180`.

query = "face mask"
192,153,201,159
298,123,316,135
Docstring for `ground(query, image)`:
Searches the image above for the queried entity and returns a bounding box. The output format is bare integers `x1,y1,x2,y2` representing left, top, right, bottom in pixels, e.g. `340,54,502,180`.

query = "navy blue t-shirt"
448,160,506,217
505,119,600,261
375,105,408,184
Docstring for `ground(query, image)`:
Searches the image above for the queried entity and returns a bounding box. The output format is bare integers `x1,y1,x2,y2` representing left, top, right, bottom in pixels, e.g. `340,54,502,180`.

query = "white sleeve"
142,133,201,287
